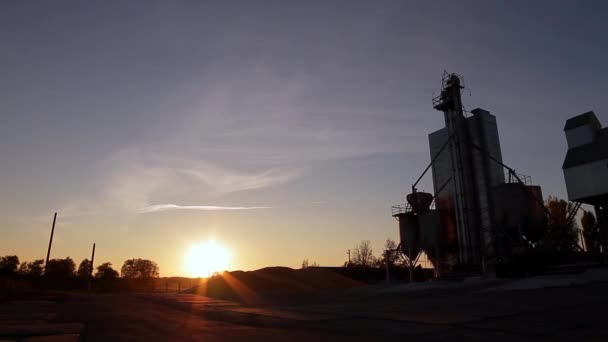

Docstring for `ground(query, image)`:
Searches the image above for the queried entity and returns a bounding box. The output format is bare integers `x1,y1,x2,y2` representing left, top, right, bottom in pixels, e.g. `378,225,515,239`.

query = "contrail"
139,204,272,213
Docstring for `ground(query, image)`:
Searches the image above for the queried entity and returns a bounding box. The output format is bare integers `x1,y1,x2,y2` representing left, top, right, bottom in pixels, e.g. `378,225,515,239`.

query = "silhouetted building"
429,105,504,267
563,111,608,203
393,73,545,276
562,111,608,260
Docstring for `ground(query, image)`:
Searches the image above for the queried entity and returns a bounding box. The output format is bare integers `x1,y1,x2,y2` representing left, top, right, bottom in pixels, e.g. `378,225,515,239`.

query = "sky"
2,1,608,276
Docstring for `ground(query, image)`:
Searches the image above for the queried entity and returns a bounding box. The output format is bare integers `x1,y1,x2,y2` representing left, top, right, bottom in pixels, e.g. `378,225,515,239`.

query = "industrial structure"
392,73,545,277
562,111,608,262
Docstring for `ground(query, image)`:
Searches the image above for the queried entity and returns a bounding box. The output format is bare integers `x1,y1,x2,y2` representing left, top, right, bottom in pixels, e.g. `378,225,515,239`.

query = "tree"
302,259,319,269
353,240,375,267
0,255,20,276
18,259,44,276
581,210,601,254
543,197,579,252
95,262,119,279
380,238,400,268
45,257,76,278
121,258,159,278
77,259,93,278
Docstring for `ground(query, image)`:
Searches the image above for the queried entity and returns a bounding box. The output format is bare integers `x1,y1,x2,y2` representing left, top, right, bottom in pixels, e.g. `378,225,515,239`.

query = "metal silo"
395,213,419,259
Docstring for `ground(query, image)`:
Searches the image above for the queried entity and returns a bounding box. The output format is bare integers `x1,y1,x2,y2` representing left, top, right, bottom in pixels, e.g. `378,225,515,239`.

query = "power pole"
88,243,96,292
44,212,57,275
347,249,351,266
90,243,96,276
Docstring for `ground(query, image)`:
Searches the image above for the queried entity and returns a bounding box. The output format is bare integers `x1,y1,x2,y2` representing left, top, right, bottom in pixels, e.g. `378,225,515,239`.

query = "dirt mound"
188,267,364,303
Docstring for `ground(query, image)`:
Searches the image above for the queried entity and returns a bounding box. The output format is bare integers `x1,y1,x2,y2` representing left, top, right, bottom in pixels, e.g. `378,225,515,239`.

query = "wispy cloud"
56,65,424,217
83,147,297,214
139,204,272,213
180,166,300,194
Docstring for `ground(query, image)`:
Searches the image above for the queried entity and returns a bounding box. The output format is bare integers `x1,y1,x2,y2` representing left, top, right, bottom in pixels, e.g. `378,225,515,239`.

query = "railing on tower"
391,203,412,216
504,170,532,185
391,199,436,217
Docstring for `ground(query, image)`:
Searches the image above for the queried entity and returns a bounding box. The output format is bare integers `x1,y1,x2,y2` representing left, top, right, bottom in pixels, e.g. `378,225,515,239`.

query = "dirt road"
54,294,335,341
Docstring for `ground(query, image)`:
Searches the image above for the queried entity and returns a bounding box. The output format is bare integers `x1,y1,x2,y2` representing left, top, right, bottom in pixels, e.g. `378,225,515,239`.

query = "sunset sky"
2,1,607,276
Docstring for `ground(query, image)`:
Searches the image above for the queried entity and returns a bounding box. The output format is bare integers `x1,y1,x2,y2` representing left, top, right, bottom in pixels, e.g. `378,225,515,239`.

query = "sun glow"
184,240,231,277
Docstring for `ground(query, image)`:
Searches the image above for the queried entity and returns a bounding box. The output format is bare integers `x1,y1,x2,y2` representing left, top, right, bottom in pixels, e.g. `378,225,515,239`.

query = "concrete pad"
483,269,608,292
484,275,584,291
459,305,606,338
582,268,608,282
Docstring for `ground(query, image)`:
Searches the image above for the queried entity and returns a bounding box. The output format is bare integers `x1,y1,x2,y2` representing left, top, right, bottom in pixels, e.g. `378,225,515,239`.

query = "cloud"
82,147,298,214
56,65,425,217
181,167,300,194
139,204,272,213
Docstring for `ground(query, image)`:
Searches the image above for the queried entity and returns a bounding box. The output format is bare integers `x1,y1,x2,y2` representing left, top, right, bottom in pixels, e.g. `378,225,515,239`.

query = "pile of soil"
187,267,364,303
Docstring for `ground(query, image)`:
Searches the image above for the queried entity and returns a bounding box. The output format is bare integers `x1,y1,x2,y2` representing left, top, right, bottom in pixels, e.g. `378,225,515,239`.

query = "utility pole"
90,243,96,276
44,212,57,275
347,249,351,266
88,243,96,292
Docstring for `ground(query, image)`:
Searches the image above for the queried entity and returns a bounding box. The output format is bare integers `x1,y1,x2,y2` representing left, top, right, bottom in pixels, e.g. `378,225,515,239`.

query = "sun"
184,240,231,277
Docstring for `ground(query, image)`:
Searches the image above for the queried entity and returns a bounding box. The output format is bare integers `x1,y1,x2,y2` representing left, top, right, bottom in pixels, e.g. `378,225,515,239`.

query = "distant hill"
186,266,365,304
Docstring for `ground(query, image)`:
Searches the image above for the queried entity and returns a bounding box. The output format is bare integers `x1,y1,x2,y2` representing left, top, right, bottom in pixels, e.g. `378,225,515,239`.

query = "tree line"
0,256,159,280
346,239,402,268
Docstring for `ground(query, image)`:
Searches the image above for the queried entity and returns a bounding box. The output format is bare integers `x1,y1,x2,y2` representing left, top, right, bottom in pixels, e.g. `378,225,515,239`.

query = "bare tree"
378,239,399,267
353,240,375,267
301,259,319,269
